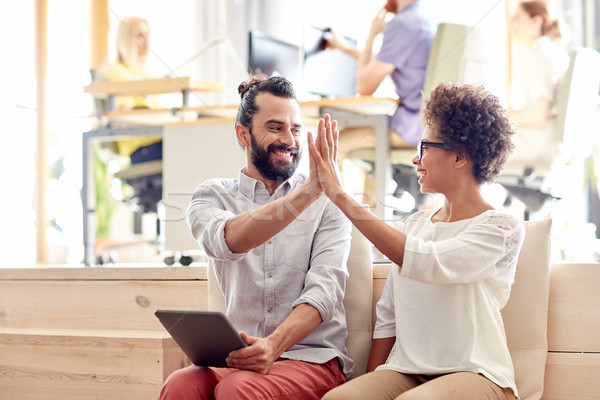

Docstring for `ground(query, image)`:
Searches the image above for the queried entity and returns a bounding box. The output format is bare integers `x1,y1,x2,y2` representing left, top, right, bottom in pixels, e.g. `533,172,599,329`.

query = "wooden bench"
1,262,598,399
0,265,207,399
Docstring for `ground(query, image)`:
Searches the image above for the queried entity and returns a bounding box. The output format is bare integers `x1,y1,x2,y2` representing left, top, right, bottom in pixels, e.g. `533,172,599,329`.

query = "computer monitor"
302,26,357,99
248,31,301,86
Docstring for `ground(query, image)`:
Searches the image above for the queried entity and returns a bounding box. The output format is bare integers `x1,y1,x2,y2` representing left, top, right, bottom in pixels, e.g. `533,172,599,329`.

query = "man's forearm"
340,44,362,60
267,303,322,358
358,35,376,70
224,184,319,253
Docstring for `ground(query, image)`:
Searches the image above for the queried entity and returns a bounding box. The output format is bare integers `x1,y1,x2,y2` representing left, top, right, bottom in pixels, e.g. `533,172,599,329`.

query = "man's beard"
249,130,301,182
384,0,397,13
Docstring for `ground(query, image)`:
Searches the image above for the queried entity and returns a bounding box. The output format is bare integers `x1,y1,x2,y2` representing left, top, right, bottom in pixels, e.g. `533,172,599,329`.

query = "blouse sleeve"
401,213,524,285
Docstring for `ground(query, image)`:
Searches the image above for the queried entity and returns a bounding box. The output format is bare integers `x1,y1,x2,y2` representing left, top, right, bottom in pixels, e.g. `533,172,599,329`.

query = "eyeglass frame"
417,140,453,160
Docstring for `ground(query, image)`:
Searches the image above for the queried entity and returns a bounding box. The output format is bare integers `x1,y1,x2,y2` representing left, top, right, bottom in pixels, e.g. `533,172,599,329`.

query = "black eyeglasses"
417,140,453,160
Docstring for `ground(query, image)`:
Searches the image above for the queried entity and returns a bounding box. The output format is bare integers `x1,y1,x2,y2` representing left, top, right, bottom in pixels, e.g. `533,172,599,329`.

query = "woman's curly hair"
422,83,515,183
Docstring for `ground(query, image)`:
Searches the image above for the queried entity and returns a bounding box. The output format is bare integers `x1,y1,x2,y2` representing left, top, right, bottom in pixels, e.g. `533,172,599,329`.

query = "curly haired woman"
310,83,525,400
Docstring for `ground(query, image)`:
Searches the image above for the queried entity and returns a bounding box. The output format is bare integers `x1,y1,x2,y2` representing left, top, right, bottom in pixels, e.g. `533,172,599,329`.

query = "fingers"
310,113,339,164
377,6,387,19
332,119,339,163
324,115,337,163
239,331,257,346
307,131,319,169
315,117,325,155
321,114,335,160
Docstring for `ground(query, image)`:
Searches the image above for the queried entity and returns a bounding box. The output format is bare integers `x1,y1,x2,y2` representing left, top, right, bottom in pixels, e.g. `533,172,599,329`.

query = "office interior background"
1,0,598,267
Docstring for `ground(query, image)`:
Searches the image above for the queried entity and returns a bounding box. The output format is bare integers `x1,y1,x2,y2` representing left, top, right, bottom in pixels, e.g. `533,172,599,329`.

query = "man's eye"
292,129,301,136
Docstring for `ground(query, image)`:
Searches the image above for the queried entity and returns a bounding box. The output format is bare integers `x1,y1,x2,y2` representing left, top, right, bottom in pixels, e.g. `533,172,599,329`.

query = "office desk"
82,97,398,265
84,77,224,112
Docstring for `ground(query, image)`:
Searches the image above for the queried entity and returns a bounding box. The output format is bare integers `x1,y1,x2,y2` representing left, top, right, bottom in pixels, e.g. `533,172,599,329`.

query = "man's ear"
236,124,250,148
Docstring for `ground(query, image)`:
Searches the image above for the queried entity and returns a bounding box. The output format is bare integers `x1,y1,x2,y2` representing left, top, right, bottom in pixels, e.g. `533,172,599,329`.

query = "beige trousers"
322,369,516,400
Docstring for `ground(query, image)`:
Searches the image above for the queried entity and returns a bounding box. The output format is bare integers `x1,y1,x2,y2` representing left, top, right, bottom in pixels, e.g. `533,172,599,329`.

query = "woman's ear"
454,150,468,168
235,124,250,148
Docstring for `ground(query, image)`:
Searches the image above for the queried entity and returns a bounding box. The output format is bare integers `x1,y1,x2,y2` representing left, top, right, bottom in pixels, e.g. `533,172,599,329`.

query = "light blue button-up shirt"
186,170,354,377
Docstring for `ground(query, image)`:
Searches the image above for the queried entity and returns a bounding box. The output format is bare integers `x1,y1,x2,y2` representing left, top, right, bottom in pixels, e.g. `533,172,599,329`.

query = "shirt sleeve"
186,180,250,261
292,200,352,323
401,213,523,284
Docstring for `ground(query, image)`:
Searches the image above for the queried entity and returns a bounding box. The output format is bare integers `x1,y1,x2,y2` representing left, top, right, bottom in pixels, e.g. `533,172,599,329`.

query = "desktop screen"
248,31,301,87
303,26,357,99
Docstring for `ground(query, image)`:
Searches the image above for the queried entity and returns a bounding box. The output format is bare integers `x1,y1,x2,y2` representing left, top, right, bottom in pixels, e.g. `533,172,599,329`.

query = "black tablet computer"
155,310,247,367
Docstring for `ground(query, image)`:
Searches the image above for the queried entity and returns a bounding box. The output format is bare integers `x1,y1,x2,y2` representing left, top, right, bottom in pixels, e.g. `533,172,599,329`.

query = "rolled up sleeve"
186,181,250,261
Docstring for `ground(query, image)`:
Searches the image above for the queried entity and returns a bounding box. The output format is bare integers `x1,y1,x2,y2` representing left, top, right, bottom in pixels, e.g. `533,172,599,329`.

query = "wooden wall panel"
0,279,208,330
542,352,600,399
547,263,600,352
0,329,188,399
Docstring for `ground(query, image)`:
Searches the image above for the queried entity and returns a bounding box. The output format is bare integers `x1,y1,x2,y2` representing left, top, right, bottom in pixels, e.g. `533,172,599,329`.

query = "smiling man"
160,76,353,400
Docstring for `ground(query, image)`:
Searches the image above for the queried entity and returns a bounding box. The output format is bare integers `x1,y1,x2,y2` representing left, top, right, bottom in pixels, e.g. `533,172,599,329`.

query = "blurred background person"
93,16,163,261
325,0,436,206
326,0,436,152
506,1,569,167
100,16,162,160
103,16,160,110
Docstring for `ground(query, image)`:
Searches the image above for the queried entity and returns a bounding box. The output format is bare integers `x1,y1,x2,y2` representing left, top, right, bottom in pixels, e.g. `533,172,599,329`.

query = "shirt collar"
400,1,420,14
238,168,296,199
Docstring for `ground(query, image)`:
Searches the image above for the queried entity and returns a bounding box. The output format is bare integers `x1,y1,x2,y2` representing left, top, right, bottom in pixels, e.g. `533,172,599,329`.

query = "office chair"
346,23,488,214
498,47,600,219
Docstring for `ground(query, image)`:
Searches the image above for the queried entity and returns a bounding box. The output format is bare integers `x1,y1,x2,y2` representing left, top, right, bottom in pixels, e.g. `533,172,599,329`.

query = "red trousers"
160,358,346,400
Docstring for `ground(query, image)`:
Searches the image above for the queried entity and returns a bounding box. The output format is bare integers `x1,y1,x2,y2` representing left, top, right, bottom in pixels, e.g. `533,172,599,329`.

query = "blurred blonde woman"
104,16,159,110
103,16,161,157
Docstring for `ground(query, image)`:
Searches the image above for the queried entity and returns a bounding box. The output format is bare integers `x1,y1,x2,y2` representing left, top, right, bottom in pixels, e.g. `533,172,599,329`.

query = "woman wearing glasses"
310,83,524,400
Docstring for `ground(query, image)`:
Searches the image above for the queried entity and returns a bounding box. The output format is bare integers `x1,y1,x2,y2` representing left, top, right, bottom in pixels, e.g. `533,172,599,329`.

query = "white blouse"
374,208,525,396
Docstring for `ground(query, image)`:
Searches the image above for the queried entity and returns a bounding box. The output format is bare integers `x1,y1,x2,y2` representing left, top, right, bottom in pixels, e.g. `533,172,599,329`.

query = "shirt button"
267,307,273,313
267,272,273,278
267,239,272,245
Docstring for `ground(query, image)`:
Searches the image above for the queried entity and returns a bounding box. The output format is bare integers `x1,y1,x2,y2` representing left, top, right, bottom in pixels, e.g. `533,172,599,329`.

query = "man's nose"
280,128,296,147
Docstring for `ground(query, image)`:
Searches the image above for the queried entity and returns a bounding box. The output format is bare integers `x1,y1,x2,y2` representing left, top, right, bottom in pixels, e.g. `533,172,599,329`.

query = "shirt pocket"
282,222,314,272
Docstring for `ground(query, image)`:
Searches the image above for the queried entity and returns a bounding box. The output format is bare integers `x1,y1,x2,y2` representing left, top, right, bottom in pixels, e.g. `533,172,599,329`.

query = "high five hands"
308,113,345,201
